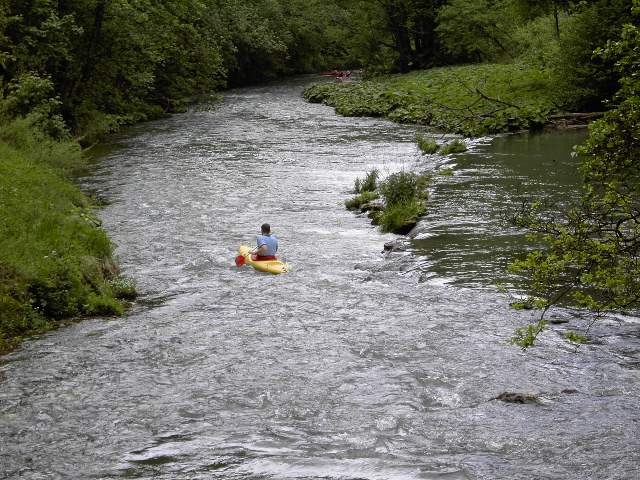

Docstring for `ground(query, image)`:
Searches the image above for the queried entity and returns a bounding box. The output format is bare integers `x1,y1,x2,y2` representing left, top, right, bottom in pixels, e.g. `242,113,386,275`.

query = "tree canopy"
1,0,636,140
0,0,353,139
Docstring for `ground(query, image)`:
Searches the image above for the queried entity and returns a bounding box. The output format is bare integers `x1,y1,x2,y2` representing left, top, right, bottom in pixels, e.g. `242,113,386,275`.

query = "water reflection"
410,131,586,287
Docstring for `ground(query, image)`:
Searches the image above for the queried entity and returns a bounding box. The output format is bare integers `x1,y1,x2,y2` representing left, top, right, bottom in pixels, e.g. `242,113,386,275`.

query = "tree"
551,0,633,111
435,0,516,62
510,16,640,349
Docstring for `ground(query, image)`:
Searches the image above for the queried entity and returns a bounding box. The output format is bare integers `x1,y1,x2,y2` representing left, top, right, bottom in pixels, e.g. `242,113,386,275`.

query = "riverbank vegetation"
0,119,135,353
304,63,555,136
304,1,634,136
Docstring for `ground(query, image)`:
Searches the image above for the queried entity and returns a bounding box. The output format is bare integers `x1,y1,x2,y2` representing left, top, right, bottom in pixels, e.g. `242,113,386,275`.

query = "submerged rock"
548,316,570,324
384,239,409,253
561,388,578,395
492,392,541,404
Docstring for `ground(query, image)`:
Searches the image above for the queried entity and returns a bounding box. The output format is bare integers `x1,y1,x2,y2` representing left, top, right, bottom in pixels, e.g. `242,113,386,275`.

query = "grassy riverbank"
0,125,135,354
304,63,558,136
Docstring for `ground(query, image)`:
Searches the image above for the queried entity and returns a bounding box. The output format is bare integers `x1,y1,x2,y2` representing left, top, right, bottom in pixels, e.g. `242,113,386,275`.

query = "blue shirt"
256,234,278,256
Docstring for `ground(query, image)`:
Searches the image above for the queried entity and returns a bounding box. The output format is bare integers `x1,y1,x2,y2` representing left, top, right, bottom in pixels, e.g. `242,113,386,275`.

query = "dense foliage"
0,0,353,140
2,1,635,138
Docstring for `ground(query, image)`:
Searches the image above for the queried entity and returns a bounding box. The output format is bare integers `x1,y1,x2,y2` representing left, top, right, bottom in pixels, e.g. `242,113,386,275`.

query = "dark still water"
1,78,638,480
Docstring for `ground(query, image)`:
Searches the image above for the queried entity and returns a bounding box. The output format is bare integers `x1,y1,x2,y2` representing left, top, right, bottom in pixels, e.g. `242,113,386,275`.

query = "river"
1,78,639,479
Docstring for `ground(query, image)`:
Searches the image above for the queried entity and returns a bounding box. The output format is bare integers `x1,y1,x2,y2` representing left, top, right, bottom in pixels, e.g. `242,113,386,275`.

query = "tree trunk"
80,0,107,83
383,2,412,73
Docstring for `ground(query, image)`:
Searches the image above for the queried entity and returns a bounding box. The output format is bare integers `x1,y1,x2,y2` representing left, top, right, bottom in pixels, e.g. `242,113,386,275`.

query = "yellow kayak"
238,245,289,274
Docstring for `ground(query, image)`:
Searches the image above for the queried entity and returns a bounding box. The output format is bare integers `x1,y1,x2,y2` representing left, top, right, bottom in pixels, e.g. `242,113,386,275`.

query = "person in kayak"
253,223,278,261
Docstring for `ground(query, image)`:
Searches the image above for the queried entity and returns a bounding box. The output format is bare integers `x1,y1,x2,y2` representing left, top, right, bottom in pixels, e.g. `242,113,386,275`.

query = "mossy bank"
304,63,563,136
0,124,135,354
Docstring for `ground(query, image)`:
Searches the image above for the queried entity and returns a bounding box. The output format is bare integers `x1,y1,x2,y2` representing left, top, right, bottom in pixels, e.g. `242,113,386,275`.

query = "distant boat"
319,70,352,78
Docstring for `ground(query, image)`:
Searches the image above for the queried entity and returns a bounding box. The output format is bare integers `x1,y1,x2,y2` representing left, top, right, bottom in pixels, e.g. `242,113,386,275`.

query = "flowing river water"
2,78,639,479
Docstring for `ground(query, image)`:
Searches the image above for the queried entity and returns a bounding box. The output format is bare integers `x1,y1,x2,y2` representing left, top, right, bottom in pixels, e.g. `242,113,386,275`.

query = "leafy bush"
511,13,562,69
436,0,515,62
380,171,430,206
0,73,69,139
551,1,633,110
416,134,439,154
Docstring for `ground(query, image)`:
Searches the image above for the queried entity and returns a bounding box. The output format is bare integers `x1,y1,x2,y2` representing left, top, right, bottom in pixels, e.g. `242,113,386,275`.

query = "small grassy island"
346,169,431,235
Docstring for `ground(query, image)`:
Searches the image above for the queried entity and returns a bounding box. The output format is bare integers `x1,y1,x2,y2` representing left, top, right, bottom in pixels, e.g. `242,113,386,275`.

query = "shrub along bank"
304,63,557,136
0,124,135,354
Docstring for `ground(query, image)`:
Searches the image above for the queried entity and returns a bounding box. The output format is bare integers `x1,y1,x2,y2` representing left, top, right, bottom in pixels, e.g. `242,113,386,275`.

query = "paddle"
235,247,258,267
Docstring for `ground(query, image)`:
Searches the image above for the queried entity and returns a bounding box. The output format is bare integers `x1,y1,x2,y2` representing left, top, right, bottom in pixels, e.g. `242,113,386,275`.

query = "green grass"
440,139,468,154
304,63,556,136
416,134,439,154
0,123,135,353
345,190,379,210
378,199,427,234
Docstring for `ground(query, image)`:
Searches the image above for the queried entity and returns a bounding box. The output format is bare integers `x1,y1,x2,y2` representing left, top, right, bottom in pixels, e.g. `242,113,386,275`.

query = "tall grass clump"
379,171,429,205
354,168,379,193
347,169,380,210
440,139,468,154
377,171,430,234
416,134,439,154
379,199,426,234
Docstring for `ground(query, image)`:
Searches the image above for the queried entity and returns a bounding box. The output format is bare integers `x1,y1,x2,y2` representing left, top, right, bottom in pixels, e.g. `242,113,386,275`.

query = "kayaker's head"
261,223,271,235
